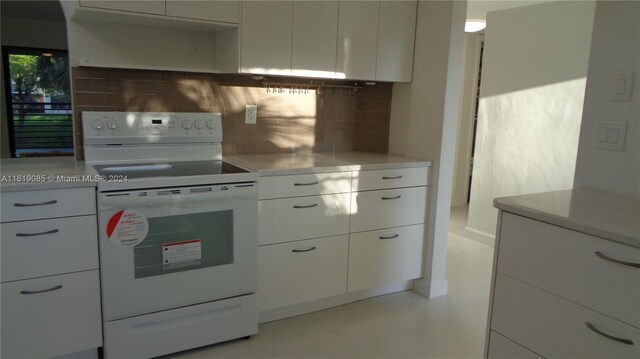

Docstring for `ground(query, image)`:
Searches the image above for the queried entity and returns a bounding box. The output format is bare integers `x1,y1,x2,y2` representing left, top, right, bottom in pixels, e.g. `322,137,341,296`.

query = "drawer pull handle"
13,200,58,207
16,229,59,237
382,175,403,180
293,203,318,209
585,322,634,345
381,195,402,200
292,246,317,253
594,251,640,268
294,181,319,186
379,234,400,240
20,285,63,295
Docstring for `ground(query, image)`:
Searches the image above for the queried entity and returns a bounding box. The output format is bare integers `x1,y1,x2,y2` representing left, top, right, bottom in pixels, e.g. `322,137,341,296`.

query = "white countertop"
0,157,97,192
226,151,431,176
494,188,640,249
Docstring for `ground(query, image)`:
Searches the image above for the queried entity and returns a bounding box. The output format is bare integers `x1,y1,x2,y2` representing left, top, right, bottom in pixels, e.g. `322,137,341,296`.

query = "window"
2,47,73,158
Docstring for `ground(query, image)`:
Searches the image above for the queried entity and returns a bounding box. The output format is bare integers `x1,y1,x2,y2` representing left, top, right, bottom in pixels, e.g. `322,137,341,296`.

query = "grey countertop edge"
250,161,432,176
494,191,640,249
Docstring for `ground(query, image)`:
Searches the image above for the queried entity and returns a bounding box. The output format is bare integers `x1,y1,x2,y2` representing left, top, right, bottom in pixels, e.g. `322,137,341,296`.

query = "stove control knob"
194,119,204,129
182,119,193,130
106,118,118,130
206,119,215,129
92,119,103,130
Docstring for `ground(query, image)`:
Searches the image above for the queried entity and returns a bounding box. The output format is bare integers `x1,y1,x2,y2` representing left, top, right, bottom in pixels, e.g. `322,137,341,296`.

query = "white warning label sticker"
162,239,202,270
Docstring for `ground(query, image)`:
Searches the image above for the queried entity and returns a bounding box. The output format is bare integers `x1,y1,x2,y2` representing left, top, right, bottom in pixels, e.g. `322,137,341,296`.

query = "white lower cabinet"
258,235,348,311
1,270,102,358
350,186,427,232
348,224,424,292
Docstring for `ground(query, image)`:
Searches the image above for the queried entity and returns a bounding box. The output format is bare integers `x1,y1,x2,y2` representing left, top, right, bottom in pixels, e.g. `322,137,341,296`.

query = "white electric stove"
82,112,258,359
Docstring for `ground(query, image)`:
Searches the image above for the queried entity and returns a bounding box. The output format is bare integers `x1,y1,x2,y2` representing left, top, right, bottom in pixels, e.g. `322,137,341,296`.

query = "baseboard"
413,278,448,298
259,281,413,324
463,226,495,247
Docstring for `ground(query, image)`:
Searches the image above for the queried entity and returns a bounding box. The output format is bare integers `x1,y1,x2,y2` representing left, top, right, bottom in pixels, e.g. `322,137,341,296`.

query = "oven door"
97,183,257,321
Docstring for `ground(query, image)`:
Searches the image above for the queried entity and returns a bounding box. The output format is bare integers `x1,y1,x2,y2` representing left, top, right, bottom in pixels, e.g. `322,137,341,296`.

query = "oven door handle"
100,187,257,208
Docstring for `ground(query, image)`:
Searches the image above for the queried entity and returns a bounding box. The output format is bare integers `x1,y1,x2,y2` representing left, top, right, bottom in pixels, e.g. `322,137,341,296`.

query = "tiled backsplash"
72,67,392,159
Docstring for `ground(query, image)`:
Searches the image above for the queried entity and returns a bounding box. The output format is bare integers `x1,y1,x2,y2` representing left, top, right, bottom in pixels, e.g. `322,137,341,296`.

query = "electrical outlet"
594,120,627,151
245,105,257,124
189,36,202,57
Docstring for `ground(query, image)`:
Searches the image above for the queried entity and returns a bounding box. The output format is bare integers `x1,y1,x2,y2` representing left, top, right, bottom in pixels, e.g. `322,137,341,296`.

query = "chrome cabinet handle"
293,203,318,209
292,246,317,253
14,200,58,207
294,181,319,186
379,234,399,240
20,285,63,295
381,195,402,200
585,322,634,345
594,251,640,268
382,175,402,180
16,229,59,237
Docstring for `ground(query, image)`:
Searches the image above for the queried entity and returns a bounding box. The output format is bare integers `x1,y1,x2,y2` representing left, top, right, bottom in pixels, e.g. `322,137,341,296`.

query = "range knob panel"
92,119,103,130
194,119,204,129
181,119,193,130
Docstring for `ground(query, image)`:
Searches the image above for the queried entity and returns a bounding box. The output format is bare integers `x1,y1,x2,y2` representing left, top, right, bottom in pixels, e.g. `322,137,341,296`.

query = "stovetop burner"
94,160,249,180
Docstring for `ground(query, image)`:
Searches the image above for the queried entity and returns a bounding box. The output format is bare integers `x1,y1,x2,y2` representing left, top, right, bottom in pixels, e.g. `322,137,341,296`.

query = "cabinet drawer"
498,213,640,327
259,193,350,245
258,235,348,311
1,216,99,282
488,331,543,359
352,167,428,191
1,270,102,358
492,273,640,359
259,172,352,199
350,186,427,232
1,188,96,222
348,224,424,292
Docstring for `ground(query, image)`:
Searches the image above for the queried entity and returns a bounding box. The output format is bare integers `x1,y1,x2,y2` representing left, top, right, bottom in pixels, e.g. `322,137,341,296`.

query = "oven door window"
133,210,233,279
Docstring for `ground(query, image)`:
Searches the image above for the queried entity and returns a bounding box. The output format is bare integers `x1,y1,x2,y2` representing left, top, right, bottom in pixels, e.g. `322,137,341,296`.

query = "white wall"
465,1,596,245
389,0,467,298
574,1,640,197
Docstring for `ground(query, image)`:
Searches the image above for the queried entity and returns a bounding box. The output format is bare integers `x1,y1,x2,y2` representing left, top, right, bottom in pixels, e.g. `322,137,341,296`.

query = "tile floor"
169,205,493,358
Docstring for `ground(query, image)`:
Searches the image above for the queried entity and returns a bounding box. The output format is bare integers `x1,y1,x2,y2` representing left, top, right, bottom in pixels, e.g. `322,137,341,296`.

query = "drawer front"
348,224,424,292
259,172,352,199
350,186,427,233
1,270,102,358
498,213,640,327
258,235,348,311
492,273,640,359
1,216,99,282
259,193,350,245
352,167,428,191
1,188,96,222
488,331,543,359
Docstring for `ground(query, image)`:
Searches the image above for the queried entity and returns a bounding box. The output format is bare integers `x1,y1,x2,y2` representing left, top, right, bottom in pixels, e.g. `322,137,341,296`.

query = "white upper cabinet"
376,1,417,82
336,1,380,80
291,1,339,78
166,1,239,24
241,1,293,75
79,0,166,15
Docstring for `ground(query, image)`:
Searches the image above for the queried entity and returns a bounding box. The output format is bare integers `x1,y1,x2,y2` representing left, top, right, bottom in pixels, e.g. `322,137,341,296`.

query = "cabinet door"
376,1,417,82
291,1,338,78
241,1,293,75
166,0,239,24
79,0,165,15
336,1,379,80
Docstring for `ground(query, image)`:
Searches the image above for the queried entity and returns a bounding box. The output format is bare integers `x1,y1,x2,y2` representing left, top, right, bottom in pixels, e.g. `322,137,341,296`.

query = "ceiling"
467,0,556,21
1,0,65,22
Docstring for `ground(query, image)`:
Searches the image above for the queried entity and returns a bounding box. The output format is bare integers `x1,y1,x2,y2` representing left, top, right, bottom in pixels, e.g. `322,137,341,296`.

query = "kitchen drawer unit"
1,187,96,222
348,224,424,292
498,213,640,328
259,171,352,200
350,186,427,233
258,235,348,311
1,270,102,358
352,167,428,191
491,273,640,358
1,215,99,282
258,193,350,245
487,331,543,359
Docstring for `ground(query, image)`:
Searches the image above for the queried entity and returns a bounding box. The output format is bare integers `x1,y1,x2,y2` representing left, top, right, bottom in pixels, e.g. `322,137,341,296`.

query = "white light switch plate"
245,105,257,124
609,71,634,102
594,121,627,151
